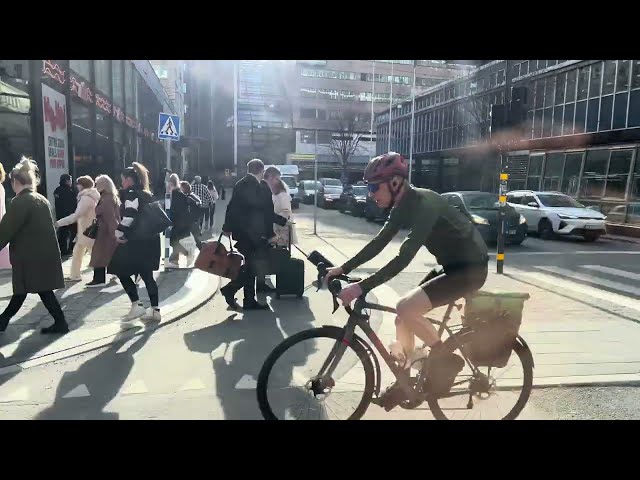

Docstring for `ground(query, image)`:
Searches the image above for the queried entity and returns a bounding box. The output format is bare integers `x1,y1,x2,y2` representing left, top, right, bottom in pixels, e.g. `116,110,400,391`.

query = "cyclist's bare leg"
395,287,440,356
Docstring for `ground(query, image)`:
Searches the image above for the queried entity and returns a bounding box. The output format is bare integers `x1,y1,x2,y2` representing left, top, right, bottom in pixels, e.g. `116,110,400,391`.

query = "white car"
506,190,607,242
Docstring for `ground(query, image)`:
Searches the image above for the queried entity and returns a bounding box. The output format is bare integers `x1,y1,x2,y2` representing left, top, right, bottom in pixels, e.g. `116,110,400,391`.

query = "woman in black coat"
108,162,161,322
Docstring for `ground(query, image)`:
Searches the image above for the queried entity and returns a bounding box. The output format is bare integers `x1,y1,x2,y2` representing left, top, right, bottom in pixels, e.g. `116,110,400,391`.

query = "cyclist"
325,152,489,410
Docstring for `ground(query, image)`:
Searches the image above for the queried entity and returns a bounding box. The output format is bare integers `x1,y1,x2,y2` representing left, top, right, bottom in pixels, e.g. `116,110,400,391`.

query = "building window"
582,150,609,197
575,100,587,133
300,108,315,119
566,70,577,103
590,62,602,98
628,90,640,127
605,150,633,198
526,155,544,190
562,152,583,196
577,66,589,101
632,150,640,199
543,153,564,191
317,109,326,120
586,98,599,132
317,88,339,100
94,60,111,95
70,60,91,80
617,60,630,92
632,61,640,90
154,67,168,79
14,63,23,79
599,95,613,131
613,92,628,129
563,103,575,135
555,73,566,105
340,90,355,101
602,60,616,96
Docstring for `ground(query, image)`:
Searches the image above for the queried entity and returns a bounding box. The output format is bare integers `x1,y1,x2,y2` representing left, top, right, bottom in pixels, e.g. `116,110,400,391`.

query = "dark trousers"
208,204,216,228
223,242,263,302
190,222,203,249
57,224,77,255
92,267,106,283
118,271,159,307
0,291,67,330
198,206,209,229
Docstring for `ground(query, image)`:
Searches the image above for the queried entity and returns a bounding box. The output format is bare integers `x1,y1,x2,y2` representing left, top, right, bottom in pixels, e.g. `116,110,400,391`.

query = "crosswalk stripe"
580,265,640,282
62,384,90,399
120,380,149,395
0,386,30,402
178,378,207,392
510,267,640,313
536,265,640,297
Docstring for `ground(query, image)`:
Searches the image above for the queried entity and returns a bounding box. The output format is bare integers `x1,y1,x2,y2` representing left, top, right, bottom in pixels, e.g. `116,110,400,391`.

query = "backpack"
186,193,202,222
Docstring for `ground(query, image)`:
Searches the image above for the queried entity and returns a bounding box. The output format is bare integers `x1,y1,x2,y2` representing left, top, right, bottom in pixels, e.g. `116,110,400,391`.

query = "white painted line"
235,374,257,390
536,265,640,297
0,386,29,402
510,268,640,313
179,378,207,392
120,380,149,395
489,251,640,256
580,265,640,282
62,384,90,399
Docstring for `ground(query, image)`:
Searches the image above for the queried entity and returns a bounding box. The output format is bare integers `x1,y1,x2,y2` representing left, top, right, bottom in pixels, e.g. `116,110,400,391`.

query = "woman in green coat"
0,158,68,334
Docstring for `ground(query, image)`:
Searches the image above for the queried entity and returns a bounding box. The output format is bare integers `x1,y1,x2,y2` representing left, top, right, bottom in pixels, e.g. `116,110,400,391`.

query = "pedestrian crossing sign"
158,113,181,141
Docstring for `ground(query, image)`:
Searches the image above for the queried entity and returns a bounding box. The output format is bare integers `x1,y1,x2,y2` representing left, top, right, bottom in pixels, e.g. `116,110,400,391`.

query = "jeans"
208,204,216,229
118,271,159,307
0,291,67,330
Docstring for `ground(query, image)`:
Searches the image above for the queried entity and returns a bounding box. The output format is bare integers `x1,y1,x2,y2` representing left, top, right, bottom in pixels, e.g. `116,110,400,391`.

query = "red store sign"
42,60,67,85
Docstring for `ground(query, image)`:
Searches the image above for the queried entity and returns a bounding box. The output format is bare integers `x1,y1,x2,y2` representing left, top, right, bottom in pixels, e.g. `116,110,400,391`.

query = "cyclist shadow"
183,296,320,419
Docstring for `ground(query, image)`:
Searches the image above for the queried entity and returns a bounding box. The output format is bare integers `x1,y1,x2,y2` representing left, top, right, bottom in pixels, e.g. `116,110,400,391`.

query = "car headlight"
519,214,527,224
471,214,490,225
557,214,578,219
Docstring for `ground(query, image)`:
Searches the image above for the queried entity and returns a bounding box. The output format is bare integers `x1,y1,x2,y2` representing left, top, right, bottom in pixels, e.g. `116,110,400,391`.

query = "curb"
602,235,640,245
0,270,220,374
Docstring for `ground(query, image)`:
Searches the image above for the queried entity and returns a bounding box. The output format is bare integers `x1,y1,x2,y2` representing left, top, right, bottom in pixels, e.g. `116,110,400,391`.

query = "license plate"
585,224,600,230
508,229,517,235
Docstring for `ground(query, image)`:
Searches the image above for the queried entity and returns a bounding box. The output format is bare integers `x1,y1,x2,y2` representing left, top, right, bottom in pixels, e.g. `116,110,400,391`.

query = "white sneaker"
186,248,197,267
122,303,146,321
142,307,161,322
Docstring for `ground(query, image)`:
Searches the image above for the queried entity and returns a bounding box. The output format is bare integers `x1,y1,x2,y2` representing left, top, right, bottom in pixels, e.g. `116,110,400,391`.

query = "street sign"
158,113,181,141
225,169,230,177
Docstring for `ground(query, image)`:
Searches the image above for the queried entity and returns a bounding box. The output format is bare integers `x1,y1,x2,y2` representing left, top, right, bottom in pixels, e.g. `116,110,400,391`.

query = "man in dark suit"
221,159,286,310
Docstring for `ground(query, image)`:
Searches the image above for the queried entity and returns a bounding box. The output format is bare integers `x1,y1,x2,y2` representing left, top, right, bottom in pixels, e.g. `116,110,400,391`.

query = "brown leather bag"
195,233,244,280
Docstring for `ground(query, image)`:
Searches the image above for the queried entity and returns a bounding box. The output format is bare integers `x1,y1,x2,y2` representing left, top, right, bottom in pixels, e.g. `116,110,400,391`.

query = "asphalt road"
0,205,639,420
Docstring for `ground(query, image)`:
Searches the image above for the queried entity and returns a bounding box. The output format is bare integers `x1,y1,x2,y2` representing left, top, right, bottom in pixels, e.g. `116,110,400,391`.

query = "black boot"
41,323,70,335
220,285,241,310
243,299,269,311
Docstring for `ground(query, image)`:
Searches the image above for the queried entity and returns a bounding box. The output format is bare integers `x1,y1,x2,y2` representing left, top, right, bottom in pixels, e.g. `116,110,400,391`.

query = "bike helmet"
364,152,408,184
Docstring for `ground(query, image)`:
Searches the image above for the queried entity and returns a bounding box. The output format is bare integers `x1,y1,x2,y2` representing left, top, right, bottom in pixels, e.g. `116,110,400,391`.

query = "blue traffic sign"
158,113,181,141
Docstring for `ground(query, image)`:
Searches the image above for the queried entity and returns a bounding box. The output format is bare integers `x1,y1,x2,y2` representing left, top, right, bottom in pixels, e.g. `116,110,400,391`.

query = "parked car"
606,203,640,225
364,196,390,223
317,178,343,209
297,180,322,205
442,191,527,245
506,190,607,242
281,175,300,209
339,185,368,216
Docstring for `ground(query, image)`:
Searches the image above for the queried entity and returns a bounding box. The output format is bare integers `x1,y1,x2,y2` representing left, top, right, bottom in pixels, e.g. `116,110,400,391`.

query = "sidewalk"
292,210,640,389
0,236,220,372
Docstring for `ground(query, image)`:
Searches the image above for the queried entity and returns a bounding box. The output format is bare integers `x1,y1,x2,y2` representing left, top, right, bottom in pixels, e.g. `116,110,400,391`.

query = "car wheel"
583,232,600,242
538,219,554,240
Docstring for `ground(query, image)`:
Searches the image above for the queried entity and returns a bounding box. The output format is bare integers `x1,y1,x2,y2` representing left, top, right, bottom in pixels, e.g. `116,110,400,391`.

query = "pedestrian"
87,175,121,287
207,180,219,231
55,176,100,282
0,157,69,334
264,167,297,247
167,174,194,267
108,162,162,322
180,181,203,251
191,176,214,233
53,173,77,256
0,163,10,269
221,158,287,310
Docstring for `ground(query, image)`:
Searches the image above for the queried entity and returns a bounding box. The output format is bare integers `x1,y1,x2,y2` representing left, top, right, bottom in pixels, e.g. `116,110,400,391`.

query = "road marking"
489,251,640,256
120,380,149,395
580,265,640,282
0,386,29,402
510,267,640,313
62,384,90,399
178,378,207,392
536,265,640,297
235,374,257,390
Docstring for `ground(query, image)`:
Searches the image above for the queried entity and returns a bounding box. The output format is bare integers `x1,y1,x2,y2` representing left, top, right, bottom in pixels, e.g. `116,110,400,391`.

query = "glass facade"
377,60,640,227
1,60,169,202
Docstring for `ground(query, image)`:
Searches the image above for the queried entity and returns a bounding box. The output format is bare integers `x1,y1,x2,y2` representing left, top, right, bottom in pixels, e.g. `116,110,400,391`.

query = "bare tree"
328,110,367,182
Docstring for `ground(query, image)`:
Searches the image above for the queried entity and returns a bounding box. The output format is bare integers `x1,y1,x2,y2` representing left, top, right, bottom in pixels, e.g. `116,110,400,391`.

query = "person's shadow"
34,327,155,420
184,293,319,420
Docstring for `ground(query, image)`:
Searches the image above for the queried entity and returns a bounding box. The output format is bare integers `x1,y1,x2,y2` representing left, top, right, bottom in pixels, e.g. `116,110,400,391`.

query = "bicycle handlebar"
317,262,363,316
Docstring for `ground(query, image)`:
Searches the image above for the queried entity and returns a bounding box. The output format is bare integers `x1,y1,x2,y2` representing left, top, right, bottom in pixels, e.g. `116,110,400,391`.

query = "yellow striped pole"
497,167,508,274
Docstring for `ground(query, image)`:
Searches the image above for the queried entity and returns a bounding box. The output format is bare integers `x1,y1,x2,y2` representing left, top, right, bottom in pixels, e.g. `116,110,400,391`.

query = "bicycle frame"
317,297,464,404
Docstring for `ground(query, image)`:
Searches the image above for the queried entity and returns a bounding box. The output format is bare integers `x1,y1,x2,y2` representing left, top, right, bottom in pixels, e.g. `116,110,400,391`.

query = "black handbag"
127,201,172,241
83,218,99,239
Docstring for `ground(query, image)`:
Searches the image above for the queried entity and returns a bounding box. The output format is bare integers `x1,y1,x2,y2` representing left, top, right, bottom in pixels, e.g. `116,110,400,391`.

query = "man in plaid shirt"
191,176,215,232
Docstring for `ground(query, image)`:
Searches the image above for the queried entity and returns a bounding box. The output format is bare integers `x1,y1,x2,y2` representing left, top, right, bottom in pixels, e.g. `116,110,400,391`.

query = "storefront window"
112,60,124,107
71,99,92,178
604,150,632,198
631,150,640,200
94,60,111,95
526,155,543,189
562,152,583,196
70,60,91,81
581,150,609,198
543,153,564,191
0,60,33,173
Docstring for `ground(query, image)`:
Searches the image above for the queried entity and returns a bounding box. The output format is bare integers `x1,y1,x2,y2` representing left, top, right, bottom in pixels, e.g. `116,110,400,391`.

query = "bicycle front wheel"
426,330,534,420
257,327,375,420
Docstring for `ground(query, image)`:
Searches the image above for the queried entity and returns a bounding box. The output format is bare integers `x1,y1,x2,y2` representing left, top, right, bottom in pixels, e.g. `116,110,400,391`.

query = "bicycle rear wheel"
257,327,375,420
426,330,534,420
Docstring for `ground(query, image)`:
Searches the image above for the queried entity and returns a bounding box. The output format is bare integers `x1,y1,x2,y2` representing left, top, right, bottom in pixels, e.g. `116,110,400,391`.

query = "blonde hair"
95,174,121,206
169,173,180,188
10,156,40,187
0,163,5,183
123,162,151,193
76,175,94,190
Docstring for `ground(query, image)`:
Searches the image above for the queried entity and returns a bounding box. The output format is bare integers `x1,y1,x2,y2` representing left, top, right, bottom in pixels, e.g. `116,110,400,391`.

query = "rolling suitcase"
275,225,305,299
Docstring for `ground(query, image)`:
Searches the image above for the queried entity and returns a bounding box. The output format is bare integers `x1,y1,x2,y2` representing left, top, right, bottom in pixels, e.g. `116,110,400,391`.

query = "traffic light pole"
496,60,512,275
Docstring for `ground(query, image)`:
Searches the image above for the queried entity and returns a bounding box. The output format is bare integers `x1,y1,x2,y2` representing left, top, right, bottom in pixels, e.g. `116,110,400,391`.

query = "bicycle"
256,265,535,420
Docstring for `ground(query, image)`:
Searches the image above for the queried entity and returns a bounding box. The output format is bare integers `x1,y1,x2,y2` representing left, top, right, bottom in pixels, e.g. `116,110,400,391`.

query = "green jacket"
0,188,65,294
342,186,489,292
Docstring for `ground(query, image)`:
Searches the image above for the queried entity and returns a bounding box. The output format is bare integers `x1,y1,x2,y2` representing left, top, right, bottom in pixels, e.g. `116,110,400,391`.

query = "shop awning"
0,80,30,115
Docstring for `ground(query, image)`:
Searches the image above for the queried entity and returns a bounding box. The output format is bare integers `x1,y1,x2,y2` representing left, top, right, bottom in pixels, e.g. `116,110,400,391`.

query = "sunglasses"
367,183,381,193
